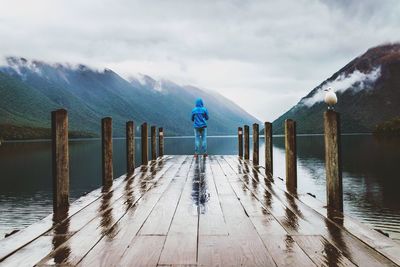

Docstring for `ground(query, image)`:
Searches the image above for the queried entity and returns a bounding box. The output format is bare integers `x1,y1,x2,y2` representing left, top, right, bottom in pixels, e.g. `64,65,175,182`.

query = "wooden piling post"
285,119,297,192
264,122,273,175
52,109,69,212
126,121,135,175
151,126,157,160
252,123,259,165
141,123,148,165
238,127,243,158
324,110,343,212
158,127,164,157
244,125,250,160
102,117,113,187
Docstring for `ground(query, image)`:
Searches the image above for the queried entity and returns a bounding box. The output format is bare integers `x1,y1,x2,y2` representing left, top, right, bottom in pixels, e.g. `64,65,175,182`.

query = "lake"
0,135,400,243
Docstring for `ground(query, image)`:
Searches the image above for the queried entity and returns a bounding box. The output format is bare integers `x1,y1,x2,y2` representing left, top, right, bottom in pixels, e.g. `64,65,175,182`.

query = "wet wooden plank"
222,156,317,235
0,157,170,263
250,217,316,267
198,157,228,236
3,155,400,267
292,235,356,267
227,181,316,267
118,236,166,267
298,193,400,266
158,158,198,265
0,236,56,267
216,156,316,267
199,235,275,267
0,158,170,266
75,156,189,267
0,175,122,262
224,156,399,267
35,157,182,266
138,167,189,236
201,156,277,267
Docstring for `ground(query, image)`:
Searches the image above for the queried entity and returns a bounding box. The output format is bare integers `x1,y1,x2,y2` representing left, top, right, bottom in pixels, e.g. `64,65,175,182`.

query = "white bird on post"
324,87,337,110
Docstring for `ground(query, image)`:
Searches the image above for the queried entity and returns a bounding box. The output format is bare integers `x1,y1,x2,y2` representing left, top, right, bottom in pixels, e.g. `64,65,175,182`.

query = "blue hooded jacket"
191,98,209,128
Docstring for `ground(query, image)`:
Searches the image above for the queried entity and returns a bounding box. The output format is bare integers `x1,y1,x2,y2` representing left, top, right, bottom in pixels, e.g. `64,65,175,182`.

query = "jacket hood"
195,98,204,107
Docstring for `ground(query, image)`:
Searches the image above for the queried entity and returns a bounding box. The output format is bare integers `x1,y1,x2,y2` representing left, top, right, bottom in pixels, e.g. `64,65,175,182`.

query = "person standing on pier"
191,98,209,158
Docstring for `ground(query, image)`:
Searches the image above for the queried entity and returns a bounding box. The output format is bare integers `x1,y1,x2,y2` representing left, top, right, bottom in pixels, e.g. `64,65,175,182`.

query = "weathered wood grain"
244,125,250,160
198,158,228,236
52,109,69,212
252,123,259,165
2,155,400,267
35,158,178,266
238,127,243,158
292,235,356,267
284,119,296,192
102,117,113,186
158,127,164,157
141,122,148,165
158,158,198,265
324,110,343,212
225,156,399,267
264,121,273,175
151,125,157,161
126,121,135,175
76,157,188,267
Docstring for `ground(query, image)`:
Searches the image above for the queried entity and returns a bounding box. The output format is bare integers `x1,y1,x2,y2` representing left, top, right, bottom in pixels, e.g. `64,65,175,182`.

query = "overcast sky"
0,0,399,121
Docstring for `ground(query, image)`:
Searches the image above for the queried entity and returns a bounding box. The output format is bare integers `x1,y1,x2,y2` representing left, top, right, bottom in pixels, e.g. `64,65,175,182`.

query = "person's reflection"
192,157,209,214
52,206,71,264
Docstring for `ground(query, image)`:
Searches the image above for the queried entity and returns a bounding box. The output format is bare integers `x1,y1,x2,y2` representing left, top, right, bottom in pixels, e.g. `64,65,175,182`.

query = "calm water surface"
0,135,400,242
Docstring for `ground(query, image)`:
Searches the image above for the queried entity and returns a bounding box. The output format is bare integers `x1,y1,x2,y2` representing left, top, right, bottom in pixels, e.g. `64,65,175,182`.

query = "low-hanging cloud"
300,67,382,107
0,0,399,120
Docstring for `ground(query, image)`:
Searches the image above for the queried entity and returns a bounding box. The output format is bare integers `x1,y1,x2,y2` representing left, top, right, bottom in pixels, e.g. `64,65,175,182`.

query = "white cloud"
0,0,399,121
300,67,382,107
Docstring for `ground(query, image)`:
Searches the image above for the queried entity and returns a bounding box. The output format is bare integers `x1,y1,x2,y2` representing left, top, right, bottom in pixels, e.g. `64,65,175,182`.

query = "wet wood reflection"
2,156,399,266
99,189,117,239
52,206,71,264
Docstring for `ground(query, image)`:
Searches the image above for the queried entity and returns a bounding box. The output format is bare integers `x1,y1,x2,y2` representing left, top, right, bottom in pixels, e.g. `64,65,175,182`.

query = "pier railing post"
238,127,243,158
151,125,157,160
252,123,259,165
126,121,135,175
285,119,297,192
102,117,113,187
264,122,273,175
324,110,343,212
141,123,148,165
244,125,250,160
52,109,69,212
158,127,164,157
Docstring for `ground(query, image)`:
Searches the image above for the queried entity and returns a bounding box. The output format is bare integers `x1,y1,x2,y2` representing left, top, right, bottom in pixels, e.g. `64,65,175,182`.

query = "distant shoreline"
1,132,374,143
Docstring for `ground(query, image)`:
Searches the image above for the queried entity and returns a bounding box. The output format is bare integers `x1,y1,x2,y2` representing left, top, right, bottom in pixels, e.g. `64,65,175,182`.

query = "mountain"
0,57,259,139
272,44,400,134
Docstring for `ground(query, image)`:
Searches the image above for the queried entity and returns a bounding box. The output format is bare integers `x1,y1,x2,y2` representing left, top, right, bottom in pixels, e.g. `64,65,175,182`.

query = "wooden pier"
1,155,400,266
1,109,400,266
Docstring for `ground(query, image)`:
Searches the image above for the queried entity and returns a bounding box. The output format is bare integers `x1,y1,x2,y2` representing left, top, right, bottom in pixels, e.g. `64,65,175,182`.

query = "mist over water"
0,135,399,242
